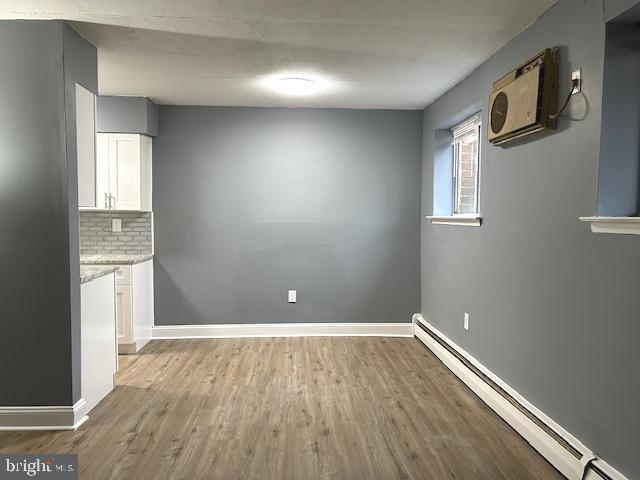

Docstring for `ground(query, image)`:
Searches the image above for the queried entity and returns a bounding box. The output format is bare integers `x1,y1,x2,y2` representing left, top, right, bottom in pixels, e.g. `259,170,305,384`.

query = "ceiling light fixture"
272,77,318,96
258,72,335,97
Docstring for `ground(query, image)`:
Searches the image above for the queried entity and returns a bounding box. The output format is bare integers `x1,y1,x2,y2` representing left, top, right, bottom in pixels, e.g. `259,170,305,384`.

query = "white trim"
412,314,629,480
579,216,640,235
152,322,413,339
426,215,482,227
0,399,88,431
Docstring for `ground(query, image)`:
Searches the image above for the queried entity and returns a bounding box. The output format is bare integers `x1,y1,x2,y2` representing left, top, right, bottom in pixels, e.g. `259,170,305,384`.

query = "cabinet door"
96,133,110,209
76,83,96,208
116,284,133,345
108,134,141,210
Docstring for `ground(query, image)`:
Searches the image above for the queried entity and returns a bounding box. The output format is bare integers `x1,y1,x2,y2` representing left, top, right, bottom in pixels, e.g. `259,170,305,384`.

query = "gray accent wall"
0,21,96,406
154,107,422,326
421,0,640,477
97,96,159,136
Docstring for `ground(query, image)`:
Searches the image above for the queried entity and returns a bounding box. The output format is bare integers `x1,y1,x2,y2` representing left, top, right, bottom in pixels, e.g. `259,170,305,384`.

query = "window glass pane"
453,125,480,214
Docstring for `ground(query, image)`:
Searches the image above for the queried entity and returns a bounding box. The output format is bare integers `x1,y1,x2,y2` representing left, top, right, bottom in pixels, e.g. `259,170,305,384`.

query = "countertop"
80,265,119,284
80,253,154,265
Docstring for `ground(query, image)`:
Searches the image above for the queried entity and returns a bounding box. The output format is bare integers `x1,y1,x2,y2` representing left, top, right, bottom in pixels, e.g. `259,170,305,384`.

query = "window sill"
426,215,482,227
579,216,640,235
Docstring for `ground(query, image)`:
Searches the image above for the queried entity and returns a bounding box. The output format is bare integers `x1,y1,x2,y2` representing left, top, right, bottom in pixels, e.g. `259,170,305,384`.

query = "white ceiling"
1,0,557,109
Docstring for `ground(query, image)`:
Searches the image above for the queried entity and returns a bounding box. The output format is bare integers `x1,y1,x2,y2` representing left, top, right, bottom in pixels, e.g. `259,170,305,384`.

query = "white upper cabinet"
76,84,97,208
96,133,152,211
109,134,141,210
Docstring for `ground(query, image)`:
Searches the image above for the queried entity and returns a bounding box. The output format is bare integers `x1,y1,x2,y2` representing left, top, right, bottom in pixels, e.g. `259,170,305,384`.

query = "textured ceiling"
1,0,557,108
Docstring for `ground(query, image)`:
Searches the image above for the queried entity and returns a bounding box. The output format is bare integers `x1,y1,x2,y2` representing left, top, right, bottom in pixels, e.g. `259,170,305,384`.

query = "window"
451,114,481,215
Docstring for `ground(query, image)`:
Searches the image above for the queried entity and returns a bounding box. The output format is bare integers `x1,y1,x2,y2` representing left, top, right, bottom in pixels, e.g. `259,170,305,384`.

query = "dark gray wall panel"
154,107,422,325
421,0,640,477
63,23,97,403
0,21,96,406
0,21,72,406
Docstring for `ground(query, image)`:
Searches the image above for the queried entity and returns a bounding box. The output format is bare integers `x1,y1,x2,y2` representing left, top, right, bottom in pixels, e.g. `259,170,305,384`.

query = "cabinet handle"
104,193,109,209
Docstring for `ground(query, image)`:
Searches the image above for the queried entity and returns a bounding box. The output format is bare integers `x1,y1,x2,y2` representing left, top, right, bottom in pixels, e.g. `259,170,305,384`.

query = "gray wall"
97,96,159,136
154,107,422,325
0,21,95,406
420,0,640,477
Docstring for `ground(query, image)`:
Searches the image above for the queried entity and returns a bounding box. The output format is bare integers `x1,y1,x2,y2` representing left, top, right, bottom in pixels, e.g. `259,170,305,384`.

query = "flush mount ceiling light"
271,77,318,96
258,73,334,97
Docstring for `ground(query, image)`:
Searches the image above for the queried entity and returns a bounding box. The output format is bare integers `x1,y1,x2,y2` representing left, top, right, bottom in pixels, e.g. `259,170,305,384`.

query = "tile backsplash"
80,211,153,255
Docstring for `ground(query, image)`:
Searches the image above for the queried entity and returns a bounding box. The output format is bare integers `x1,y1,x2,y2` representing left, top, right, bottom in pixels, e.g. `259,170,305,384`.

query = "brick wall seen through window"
452,115,481,214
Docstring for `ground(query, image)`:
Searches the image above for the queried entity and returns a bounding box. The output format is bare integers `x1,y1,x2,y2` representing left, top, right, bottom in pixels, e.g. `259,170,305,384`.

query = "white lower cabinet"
116,260,154,354
116,284,132,345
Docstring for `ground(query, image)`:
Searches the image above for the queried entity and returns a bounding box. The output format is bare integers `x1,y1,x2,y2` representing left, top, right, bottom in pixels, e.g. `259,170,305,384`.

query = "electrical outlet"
464,313,470,331
112,218,122,233
288,290,297,303
571,68,581,94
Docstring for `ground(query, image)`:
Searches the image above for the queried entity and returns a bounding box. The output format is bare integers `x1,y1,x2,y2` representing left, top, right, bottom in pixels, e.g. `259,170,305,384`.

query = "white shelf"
79,208,152,213
426,215,482,227
579,216,640,235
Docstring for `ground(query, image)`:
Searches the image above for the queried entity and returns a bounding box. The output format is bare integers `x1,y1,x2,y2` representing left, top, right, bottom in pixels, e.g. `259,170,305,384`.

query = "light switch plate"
112,218,122,233
288,290,297,303
464,313,470,331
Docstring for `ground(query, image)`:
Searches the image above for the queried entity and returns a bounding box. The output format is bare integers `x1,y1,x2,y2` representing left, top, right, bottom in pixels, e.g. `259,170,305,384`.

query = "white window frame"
451,113,482,216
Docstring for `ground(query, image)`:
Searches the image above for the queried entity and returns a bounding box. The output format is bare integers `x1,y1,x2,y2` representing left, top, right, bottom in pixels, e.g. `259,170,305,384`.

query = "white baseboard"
152,322,414,339
118,337,151,355
412,314,628,480
0,399,88,431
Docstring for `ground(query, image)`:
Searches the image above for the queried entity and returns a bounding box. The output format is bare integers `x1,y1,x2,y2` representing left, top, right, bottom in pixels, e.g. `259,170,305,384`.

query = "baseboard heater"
412,315,626,480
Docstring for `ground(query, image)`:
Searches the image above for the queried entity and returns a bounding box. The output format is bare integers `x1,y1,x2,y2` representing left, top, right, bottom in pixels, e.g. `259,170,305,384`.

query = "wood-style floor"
0,338,562,479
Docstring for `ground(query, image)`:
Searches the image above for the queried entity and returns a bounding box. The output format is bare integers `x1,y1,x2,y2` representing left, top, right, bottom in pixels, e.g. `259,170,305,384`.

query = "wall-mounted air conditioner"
488,48,559,146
